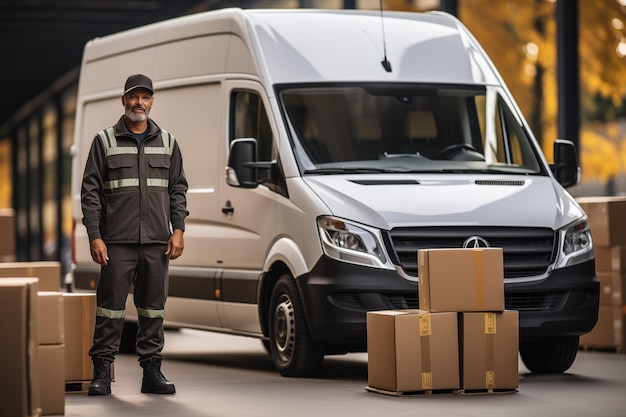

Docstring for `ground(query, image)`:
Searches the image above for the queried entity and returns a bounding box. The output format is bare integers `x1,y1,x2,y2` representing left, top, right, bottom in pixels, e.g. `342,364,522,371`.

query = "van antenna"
379,0,392,73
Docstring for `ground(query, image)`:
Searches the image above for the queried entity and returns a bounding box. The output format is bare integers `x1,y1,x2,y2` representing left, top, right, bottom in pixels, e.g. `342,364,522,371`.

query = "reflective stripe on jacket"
97,126,175,190
81,116,189,244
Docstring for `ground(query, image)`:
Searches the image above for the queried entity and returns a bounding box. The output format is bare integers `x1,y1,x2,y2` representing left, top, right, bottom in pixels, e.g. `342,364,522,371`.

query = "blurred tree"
578,1,626,185
581,0,626,108
459,0,626,184
459,0,556,152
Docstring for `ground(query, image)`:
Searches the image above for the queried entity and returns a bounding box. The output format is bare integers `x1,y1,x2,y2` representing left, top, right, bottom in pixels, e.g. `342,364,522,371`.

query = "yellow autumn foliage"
580,127,622,182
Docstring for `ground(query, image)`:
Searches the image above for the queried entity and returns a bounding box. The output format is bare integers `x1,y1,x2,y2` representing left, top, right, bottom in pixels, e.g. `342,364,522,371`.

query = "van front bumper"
296,257,599,349
506,258,599,340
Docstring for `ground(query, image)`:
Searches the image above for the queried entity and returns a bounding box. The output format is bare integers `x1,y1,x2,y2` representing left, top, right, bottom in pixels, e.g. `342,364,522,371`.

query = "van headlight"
555,217,594,268
317,216,394,270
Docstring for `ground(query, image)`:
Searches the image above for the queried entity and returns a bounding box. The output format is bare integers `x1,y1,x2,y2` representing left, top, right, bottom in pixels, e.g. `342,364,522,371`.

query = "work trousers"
89,243,169,363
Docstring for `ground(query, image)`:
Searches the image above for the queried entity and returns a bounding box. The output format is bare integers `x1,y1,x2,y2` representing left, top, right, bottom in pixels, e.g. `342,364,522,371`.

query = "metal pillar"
556,0,579,151
439,0,459,16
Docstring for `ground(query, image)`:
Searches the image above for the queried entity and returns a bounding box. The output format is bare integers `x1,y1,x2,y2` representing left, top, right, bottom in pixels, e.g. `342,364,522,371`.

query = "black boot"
140,357,176,394
88,358,112,396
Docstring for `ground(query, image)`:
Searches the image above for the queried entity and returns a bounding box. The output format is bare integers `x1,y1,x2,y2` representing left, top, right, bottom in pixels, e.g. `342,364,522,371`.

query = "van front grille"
505,292,566,311
329,291,563,312
329,293,419,311
388,226,556,279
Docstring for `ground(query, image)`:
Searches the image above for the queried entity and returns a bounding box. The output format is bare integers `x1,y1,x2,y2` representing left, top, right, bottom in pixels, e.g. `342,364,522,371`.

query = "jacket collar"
113,115,161,140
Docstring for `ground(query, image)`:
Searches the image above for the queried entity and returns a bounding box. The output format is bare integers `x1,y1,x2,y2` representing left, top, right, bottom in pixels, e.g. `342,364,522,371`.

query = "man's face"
122,88,154,122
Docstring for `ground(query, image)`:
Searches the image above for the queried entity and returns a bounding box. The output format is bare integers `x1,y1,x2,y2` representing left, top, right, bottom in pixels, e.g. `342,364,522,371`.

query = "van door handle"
222,200,234,215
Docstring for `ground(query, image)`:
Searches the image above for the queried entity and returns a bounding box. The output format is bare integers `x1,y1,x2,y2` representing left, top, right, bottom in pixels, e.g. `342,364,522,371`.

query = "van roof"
80,8,500,93
245,8,500,85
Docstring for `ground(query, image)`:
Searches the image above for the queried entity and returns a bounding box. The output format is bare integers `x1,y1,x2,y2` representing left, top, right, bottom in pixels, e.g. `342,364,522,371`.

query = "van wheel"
268,274,324,377
519,336,579,374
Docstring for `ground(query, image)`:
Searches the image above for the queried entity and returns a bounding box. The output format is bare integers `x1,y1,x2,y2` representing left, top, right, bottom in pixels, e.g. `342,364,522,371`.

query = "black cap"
123,74,154,95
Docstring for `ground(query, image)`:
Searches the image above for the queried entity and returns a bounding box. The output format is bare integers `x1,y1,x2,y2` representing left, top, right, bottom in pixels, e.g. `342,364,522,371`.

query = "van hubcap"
273,295,295,363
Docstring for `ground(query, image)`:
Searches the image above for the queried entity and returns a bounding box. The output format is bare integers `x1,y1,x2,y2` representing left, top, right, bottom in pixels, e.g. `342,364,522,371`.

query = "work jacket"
81,116,189,245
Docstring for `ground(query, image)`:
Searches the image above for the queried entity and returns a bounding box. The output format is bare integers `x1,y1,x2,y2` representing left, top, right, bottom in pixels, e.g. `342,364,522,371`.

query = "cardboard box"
0,208,16,261
38,344,65,416
597,272,625,306
0,261,62,291
63,293,96,381
595,246,626,272
460,311,519,391
38,292,65,345
419,248,504,312
0,278,41,417
580,304,626,350
577,197,626,247
367,310,459,393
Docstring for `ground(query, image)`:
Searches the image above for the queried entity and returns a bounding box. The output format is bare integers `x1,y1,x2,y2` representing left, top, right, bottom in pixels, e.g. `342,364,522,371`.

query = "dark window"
230,91,274,161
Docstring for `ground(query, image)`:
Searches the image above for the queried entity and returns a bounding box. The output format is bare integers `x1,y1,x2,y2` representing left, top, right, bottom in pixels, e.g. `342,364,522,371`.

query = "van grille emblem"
463,236,490,248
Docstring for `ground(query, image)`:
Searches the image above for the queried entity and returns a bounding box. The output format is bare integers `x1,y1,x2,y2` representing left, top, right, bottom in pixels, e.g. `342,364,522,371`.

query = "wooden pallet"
365,386,456,397
366,386,518,397
455,387,519,395
65,380,91,394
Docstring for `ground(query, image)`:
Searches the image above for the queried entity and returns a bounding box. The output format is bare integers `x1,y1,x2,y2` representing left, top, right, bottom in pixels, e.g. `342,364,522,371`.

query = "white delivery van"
71,8,599,377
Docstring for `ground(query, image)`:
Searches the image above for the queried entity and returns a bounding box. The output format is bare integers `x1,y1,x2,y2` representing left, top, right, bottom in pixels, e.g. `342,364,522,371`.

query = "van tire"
268,274,324,377
519,336,579,374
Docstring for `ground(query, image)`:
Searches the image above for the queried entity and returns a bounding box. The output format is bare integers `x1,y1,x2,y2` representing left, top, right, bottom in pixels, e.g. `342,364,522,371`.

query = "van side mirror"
226,138,272,188
550,139,580,188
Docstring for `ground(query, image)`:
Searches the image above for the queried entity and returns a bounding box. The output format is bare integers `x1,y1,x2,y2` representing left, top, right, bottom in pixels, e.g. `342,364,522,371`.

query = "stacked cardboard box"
418,248,505,312
63,293,97,384
366,248,519,395
0,278,41,417
0,265,67,414
577,196,626,352
0,261,62,291
419,248,519,392
458,311,518,391
38,292,65,415
367,310,459,394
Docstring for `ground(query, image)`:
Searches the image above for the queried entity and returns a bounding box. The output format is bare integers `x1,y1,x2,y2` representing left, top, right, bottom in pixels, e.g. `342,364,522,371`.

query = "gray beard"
125,108,149,122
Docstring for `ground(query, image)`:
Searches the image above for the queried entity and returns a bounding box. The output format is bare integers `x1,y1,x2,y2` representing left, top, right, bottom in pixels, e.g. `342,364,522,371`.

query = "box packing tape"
419,313,433,389
474,251,486,311
485,312,496,389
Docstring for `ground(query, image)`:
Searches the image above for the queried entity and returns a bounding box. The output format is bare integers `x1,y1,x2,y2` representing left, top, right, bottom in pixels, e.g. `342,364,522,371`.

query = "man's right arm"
81,137,107,264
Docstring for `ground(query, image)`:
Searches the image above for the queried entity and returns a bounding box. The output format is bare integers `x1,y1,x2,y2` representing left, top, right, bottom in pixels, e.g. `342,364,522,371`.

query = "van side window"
230,91,274,161
478,93,539,172
230,90,288,196
495,97,539,170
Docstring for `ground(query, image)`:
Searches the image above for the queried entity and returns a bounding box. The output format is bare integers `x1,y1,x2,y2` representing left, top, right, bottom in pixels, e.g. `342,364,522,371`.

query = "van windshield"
278,84,544,175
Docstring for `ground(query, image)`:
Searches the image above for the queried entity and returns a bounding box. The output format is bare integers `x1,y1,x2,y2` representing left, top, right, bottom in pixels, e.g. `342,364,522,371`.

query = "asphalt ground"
58,329,626,417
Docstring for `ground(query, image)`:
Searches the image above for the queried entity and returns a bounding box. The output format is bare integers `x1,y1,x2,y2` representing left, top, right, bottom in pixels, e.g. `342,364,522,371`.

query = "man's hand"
90,238,109,266
165,229,184,260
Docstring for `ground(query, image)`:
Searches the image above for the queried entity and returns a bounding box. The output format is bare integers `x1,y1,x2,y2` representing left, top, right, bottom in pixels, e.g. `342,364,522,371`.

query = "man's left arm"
167,139,189,260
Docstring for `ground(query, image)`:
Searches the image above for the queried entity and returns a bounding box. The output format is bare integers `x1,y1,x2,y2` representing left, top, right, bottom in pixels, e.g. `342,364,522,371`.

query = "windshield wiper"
304,166,530,175
437,167,531,174
304,167,398,174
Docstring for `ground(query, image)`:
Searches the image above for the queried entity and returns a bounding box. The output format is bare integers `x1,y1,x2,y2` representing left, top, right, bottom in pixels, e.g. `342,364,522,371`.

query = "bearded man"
80,74,189,396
